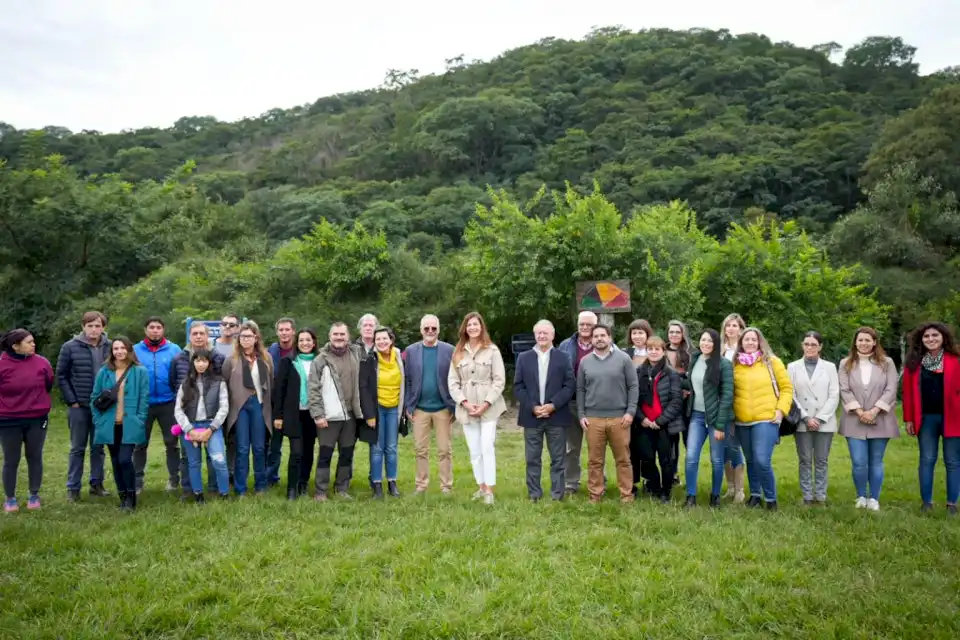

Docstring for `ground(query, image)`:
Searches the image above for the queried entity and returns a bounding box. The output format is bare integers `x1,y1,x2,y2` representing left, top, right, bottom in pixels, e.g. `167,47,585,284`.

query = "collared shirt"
593,349,612,361
536,345,552,404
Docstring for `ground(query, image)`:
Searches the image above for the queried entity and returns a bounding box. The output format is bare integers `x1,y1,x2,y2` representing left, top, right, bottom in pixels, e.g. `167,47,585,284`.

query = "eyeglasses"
222,322,238,328
422,327,438,333
239,334,256,340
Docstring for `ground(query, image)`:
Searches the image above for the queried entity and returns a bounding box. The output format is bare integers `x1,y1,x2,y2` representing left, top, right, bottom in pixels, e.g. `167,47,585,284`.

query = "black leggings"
0,418,48,498
107,423,136,494
286,410,315,489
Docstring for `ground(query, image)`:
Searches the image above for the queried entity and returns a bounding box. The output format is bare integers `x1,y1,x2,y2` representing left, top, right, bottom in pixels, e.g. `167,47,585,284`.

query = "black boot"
297,481,307,497
684,495,696,509
387,480,401,498
709,494,721,508
90,483,111,497
287,488,298,501
372,482,384,500
194,493,205,504
746,495,763,508
128,490,137,511
765,500,778,512
120,491,134,512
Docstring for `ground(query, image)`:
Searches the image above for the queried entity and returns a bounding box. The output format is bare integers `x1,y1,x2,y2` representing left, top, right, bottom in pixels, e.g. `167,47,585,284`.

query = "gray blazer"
838,356,900,440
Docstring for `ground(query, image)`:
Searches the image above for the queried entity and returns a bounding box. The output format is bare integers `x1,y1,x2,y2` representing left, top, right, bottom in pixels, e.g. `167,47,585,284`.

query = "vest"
182,377,223,424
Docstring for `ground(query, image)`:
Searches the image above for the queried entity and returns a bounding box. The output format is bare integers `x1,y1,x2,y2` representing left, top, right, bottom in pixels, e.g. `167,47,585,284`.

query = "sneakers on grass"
855,497,867,509
4,498,17,513
27,495,40,510
866,498,880,512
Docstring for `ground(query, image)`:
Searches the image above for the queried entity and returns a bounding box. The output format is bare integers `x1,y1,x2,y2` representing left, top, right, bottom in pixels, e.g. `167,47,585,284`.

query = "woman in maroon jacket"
902,322,960,515
0,329,54,513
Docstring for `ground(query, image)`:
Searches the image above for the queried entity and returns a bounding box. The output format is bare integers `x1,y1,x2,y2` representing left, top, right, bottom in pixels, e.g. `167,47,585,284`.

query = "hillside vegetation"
1,28,958,354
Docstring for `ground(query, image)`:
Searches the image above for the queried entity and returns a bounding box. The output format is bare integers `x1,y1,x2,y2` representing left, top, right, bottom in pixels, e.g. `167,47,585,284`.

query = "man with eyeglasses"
558,310,601,496
403,314,456,494
213,314,241,360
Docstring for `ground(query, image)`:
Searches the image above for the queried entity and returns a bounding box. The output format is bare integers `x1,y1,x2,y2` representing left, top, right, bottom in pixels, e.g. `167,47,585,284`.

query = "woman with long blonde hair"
222,321,274,496
448,312,506,504
720,313,746,502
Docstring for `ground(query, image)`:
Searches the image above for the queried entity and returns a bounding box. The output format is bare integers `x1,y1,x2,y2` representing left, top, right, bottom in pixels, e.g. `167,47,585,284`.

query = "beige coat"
788,358,841,433
448,342,507,424
838,356,900,440
221,355,273,433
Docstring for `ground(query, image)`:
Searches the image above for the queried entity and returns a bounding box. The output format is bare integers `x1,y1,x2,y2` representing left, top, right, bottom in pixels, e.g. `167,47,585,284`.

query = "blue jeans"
918,414,960,504
685,411,726,497
846,437,889,500
725,437,744,468
180,422,230,496
234,395,267,494
370,406,400,482
737,422,779,502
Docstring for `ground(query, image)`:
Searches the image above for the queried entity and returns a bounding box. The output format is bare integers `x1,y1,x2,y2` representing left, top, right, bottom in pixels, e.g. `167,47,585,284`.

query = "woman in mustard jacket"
732,327,794,510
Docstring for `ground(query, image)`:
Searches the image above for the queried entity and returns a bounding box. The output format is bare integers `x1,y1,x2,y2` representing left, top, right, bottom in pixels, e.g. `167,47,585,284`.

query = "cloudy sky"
1,0,956,133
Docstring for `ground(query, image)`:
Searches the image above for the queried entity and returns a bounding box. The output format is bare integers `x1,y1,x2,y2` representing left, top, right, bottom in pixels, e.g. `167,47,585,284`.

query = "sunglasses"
422,327,439,333
221,322,238,328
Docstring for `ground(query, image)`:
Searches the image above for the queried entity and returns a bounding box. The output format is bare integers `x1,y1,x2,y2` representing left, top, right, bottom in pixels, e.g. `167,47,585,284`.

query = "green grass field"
1,408,958,639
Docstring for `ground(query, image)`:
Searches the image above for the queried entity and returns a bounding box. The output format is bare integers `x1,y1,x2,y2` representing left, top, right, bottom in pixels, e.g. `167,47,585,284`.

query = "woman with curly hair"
902,322,960,515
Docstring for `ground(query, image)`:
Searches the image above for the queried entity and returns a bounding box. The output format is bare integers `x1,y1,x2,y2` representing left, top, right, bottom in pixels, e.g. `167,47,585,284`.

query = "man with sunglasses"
214,314,241,360
403,314,456,494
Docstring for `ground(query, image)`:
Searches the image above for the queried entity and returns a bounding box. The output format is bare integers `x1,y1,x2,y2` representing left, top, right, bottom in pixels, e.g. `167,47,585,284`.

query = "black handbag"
398,411,409,438
765,360,801,437
93,366,133,412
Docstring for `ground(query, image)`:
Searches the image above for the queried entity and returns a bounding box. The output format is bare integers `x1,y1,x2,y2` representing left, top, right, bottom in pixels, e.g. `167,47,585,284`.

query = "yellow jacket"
733,356,794,424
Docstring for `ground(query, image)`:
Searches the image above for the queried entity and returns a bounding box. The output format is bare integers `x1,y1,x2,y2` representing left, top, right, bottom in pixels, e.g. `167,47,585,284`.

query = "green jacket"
684,353,734,435
90,365,150,446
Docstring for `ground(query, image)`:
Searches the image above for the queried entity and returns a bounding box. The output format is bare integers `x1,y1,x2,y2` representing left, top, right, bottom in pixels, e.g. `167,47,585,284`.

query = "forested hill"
1,28,959,357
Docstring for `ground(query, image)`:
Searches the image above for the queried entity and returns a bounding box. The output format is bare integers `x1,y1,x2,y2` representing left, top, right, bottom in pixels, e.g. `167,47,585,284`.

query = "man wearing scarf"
132,317,183,494
307,322,367,501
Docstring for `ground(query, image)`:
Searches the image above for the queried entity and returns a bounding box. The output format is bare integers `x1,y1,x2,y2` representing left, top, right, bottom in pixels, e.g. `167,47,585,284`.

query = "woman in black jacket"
272,329,319,500
636,336,685,503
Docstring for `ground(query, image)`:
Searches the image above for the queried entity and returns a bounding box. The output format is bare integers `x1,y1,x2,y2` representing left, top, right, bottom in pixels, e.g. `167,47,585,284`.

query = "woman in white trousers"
448,312,506,504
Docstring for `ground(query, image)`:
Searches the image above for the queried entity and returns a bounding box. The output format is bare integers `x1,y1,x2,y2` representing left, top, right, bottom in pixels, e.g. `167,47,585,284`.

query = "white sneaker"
483,492,495,505
472,490,485,500
866,498,880,511
855,497,867,509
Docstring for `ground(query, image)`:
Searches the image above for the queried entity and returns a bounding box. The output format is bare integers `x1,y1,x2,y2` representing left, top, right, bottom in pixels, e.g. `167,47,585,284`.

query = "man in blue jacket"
57,311,112,501
132,317,183,494
403,314,455,494
514,320,575,501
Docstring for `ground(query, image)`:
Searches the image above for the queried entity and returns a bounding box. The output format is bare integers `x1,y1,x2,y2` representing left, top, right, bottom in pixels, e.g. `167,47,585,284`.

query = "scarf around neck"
738,351,762,367
922,350,944,373
293,353,315,406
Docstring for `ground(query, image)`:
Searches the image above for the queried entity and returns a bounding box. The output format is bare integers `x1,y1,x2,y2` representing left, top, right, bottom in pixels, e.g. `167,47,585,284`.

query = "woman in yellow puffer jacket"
733,327,794,511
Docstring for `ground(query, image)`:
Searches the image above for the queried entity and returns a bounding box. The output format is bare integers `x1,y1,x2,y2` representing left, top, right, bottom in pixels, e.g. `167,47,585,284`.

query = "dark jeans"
267,424,284,484
0,418,48,498
108,423,136,495
524,424,566,500
636,426,674,496
234,395,268,494
286,410,314,490
133,401,184,490
66,406,106,490
300,415,319,486
315,419,356,495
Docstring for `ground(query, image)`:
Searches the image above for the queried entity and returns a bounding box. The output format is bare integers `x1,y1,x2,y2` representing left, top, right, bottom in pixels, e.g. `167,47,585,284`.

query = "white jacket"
787,358,840,433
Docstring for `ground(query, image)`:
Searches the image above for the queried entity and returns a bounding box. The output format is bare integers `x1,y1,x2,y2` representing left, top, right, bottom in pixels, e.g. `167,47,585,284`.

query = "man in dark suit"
513,319,576,501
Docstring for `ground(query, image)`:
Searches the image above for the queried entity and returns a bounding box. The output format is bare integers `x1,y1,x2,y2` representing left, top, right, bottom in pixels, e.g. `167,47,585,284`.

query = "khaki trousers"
412,409,453,491
586,416,634,502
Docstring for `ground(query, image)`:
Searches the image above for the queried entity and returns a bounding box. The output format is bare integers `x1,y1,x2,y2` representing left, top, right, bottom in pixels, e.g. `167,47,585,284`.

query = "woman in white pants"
448,312,506,504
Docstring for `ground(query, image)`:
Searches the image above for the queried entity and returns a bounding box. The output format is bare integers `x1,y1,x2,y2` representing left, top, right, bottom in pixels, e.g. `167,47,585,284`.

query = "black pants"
0,418,48,498
133,401,184,490
107,423,136,494
315,419,356,495
524,424,566,500
286,410,314,490
300,415,319,486
267,422,284,484
637,427,675,496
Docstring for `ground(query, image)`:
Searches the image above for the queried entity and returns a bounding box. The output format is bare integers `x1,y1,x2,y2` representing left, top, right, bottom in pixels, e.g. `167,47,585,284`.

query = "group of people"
0,308,957,516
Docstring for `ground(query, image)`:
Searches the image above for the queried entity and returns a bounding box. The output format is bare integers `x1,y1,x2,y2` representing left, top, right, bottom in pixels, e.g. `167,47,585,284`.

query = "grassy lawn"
1,408,958,639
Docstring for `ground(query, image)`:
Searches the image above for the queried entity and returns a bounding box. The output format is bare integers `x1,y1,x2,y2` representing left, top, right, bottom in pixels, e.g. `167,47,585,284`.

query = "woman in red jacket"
902,322,960,516
0,329,54,513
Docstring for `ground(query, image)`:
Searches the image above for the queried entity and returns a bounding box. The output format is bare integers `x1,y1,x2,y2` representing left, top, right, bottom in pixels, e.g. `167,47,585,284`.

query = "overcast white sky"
1,0,956,133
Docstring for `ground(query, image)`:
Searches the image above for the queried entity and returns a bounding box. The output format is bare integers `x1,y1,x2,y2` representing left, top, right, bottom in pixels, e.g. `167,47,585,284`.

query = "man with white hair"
356,314,378,357
557,311,599,495
403,314,456,493
513,320,575,501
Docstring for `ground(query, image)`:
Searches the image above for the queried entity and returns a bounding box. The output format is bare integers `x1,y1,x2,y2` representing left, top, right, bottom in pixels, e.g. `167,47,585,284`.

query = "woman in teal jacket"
91,336,149,511
683,328,735,508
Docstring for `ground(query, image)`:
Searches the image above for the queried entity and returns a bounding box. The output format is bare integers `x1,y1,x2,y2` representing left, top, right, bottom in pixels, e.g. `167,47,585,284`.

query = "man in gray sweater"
577,324,639,503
